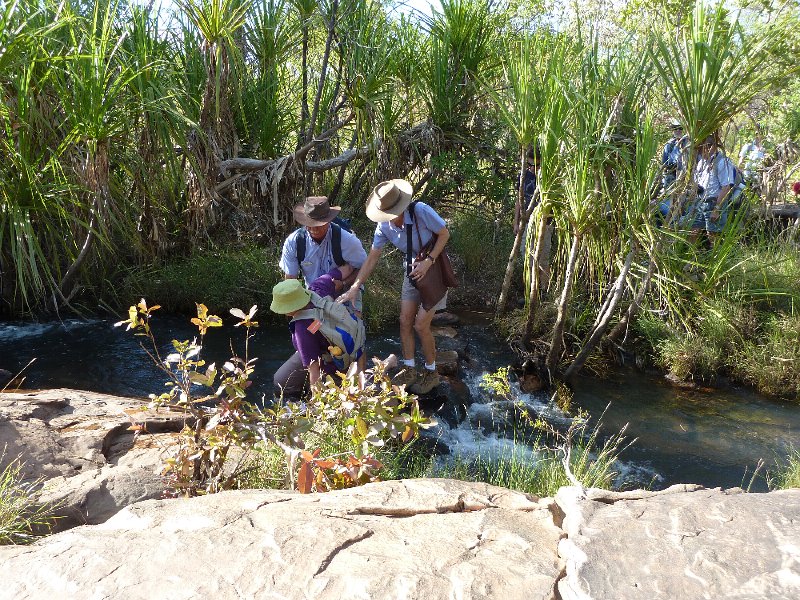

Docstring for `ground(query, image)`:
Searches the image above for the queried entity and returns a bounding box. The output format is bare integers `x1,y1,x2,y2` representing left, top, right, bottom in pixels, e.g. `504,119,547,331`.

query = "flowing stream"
2,313,798,492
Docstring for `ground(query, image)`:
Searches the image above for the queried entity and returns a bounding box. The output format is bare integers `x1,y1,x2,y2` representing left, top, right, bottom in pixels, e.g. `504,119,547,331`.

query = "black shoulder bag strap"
405,219,413,280
295,228,306,276
405,201,420,280
331,222,344,266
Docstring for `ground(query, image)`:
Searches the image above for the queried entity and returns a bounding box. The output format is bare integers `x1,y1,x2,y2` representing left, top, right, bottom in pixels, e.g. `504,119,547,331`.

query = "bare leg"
399,299,419,361
414,305,438,365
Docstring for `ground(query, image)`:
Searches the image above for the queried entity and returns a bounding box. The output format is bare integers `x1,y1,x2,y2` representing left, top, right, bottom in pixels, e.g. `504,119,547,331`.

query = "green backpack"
291,291,365,371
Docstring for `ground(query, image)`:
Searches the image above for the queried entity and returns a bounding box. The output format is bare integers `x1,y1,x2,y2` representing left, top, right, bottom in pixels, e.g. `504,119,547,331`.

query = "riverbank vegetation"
769,447,800,490
2,0,800,402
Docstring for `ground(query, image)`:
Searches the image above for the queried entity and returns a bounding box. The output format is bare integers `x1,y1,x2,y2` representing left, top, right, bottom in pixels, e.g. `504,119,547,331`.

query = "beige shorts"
400,274,447,311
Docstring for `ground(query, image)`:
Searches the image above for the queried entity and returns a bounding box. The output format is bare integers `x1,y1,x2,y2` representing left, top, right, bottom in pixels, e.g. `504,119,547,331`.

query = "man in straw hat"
337,179,450,395
279,196,367,306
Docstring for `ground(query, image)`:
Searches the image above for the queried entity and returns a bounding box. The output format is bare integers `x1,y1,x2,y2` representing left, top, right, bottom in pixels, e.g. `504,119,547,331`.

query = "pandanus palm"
483,34,546,316
52,0,149,302
179,0,249,240
243,0,298,158
650,1,784,161
123,5,189,259
420,0,503,136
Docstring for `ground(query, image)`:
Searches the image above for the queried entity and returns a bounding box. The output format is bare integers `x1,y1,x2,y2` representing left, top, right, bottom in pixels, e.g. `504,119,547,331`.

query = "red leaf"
297,461,314,494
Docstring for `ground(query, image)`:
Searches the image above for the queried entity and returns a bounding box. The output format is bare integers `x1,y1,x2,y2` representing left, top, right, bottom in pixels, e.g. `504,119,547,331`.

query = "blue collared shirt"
695,152,735,201
279,226,367,285
371,202,447,258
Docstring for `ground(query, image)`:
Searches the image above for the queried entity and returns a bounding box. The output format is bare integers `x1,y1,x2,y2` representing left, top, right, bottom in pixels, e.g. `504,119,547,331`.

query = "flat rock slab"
556,485,800,600
0,388,186,531
0,479,562,600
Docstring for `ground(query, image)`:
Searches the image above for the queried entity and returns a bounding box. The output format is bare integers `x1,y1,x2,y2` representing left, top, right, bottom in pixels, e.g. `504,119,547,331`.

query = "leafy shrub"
116,301,433,495
1,450,58,545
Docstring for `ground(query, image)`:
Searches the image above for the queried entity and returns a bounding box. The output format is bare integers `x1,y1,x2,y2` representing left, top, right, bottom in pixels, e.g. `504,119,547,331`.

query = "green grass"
0,452,58,545
116,245,284,318
426,419,627,498
768,447,800,490
734,314,800,402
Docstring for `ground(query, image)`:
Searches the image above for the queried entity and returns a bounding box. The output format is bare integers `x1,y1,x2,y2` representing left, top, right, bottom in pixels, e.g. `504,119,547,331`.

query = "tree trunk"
60,143,109,304
299,23,309,150
547,232,582,372
329,131,357,203
496,146,530,316
306,0,338,145
563,248,634,380
607,255,656,345
523,210,552,342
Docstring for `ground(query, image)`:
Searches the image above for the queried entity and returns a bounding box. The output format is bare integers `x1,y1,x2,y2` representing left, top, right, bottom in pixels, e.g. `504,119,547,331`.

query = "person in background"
690,132,736,242
738,130,766,192
514,146,540,236
337,179,450,395
661,120,685,193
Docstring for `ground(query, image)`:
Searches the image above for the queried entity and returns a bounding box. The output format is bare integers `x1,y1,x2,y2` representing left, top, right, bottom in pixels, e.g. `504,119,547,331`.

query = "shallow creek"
1,313,798,492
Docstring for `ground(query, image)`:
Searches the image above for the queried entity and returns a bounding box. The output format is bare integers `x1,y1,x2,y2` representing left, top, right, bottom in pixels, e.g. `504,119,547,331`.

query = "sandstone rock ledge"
0,388,186,531
0,479,563,600
2,389,800,600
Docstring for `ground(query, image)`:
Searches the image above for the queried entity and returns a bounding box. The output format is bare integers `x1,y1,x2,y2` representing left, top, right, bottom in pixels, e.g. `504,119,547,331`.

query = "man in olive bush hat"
275,196,367,396
337,179,450,395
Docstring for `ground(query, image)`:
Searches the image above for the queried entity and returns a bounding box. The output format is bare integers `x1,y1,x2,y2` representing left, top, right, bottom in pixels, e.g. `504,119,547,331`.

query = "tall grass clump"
429,418,629,498
768,446,800,490
0,451,57,545
734,315,800,401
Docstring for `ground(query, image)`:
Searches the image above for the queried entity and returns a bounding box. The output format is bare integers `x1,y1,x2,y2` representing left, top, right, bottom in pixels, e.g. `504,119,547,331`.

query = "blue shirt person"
279,196,367,308
337,180,450,396
661,120,685,191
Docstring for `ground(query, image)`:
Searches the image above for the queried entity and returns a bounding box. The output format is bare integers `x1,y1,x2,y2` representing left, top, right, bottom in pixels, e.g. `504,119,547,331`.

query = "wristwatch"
427,255,436,264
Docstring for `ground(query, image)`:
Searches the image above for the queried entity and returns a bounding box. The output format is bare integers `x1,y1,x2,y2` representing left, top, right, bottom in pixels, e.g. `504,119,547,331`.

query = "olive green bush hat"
270,279,311,314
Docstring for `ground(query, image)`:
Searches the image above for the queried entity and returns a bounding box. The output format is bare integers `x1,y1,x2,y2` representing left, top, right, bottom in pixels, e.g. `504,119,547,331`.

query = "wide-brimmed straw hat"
365,179,414,223
293,196,341,227
270,279,311,314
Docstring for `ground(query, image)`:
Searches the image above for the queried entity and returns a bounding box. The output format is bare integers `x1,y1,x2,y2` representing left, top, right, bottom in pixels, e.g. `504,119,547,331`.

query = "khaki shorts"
400,274,447,311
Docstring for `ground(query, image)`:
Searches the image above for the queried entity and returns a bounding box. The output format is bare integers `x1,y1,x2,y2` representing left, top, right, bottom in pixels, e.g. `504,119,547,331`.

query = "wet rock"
0,368,12,387
435,350,459,377
431,325,458,338
435,334,469,358
0,388,185,532
428,377,471,429
431,311,460,326
0,480,562,600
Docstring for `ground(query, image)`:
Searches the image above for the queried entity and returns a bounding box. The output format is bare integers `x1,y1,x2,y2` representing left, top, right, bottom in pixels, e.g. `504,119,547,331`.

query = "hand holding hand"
336,287,356,305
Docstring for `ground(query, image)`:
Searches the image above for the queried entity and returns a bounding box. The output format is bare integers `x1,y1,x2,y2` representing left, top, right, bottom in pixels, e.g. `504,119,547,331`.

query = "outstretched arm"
336,246,382,304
